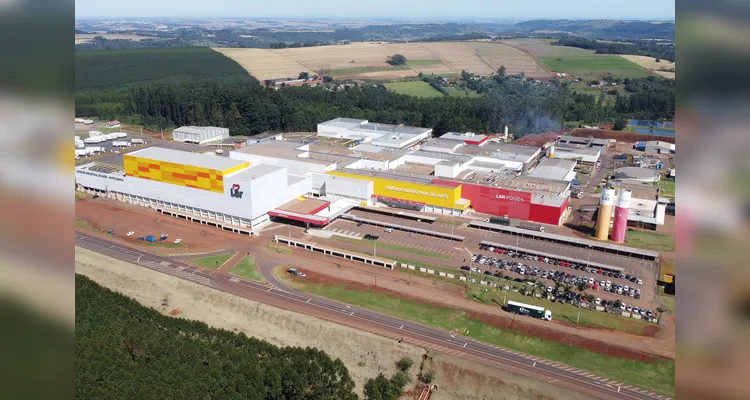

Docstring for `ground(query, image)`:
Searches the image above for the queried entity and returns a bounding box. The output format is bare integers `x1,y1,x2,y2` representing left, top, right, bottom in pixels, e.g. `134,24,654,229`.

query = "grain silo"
611,189,632,243
595,187,615,240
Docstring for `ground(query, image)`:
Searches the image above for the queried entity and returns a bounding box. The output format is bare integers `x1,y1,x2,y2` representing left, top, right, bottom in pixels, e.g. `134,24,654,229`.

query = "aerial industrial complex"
75,117,667,235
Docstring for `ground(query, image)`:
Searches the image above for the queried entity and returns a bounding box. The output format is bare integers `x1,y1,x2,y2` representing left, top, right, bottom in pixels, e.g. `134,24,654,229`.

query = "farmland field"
620,55,675,79
75,33,158,44
538,55,652,81
501,38,595,57
217,41,551,81
75,48,249,90
384,81,444,98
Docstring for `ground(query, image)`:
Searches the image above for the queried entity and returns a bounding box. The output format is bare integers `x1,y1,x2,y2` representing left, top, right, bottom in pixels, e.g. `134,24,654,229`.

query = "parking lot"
309,209,660,310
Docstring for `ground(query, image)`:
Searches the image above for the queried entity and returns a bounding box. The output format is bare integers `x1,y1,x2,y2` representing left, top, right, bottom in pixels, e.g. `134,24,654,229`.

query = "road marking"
350,311,355,316
548,379,558,383
463,342,467,348
306,299,310,304
533,361,536,367
400,325,403,329
267,287,272,292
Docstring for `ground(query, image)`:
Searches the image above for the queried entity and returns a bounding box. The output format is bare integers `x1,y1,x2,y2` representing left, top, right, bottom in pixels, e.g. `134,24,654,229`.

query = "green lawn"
383,81,444,98
276,270,674,397
330,235,452,260
658,286,675,313
188,252,235,269
463,284,655,335
229,255,265,282
268,242,293,254
144,242,186,249
75,217,94,230
407,59,442,66
624,230,675,252
443,86,481,98
658,179,675,197
538,55,653,81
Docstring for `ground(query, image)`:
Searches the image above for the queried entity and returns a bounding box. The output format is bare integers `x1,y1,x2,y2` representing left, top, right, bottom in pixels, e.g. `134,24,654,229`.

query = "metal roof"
173,126,227,134
127,147,248,171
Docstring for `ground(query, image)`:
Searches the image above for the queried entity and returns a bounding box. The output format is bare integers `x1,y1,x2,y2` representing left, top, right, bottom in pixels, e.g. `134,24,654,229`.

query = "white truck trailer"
88,130,102,137
112,141,130,147
506,301,552,321
84,137,105,144
130,138,144,144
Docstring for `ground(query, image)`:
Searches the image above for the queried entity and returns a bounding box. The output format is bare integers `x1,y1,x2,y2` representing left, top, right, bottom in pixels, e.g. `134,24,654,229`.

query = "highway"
75,231,668,400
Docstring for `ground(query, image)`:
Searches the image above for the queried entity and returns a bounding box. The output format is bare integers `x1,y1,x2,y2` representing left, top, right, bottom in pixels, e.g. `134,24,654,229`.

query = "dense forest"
76,70,675,136
552,37,675,62
76,274,360,399
75,48,249,90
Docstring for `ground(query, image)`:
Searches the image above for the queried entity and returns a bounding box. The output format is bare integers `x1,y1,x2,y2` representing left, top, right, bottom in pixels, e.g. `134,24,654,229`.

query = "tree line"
552,37,675,62
76,71,674,136
76,274,361,399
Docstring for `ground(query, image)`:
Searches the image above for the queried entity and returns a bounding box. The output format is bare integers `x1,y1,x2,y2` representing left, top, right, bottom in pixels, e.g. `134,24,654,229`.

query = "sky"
74,0,675,20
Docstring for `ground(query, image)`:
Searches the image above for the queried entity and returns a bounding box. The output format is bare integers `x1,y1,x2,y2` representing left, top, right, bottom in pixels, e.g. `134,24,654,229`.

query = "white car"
297,272,306,278
605,280,612,288
588,277,594,285
599,280,606,287
126,231,135,236
617,288,623,295
620,303,627,310
174,239,182,244
626,305,633,312
594,298,601,305
624,285,630,292
547,286,553,292
637,278,643,285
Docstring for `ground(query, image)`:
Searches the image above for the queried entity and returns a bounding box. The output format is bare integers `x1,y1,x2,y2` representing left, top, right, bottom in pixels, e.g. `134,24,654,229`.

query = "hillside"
513,20,675,40
75,273,359,399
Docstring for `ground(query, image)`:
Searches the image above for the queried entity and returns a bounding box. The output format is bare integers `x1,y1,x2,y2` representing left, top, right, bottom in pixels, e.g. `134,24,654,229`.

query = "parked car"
637,278,643,285
620,303,627,310
594,298,601,305
137,236,145,240
126,231,135,236
460,265,471,271
626,305,633,312
174,239,182,244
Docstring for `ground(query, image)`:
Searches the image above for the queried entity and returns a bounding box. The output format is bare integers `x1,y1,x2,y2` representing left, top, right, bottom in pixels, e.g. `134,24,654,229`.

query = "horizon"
74,0,675,20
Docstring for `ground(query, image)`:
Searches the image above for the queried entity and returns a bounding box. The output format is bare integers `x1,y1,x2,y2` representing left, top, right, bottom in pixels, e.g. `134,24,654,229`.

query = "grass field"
276,269,674,397
619,55,675,79
538,55,653,81
658,286,675,313
407,59,442,66
188,253,235,269
442,86,481,98
330,235,451,259
268,242,293,254
624,230,675,252
463,285,655,335
76,48,249,91
75,217,94,230
329,66,410,75
384,81,444,98
229,255,265,282
501,39,596,57
658,179,675,197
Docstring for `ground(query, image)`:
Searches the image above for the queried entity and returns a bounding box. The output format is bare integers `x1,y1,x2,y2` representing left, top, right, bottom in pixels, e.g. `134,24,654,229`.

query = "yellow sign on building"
327,171,466,209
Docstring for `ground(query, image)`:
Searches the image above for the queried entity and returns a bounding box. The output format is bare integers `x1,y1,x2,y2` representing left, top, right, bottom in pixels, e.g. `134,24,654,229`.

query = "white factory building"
316,118,433,149
172,126,230,144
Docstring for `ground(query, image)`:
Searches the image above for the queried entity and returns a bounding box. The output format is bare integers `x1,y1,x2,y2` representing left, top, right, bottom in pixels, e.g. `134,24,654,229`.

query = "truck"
74,149,89,156
506,301,552,321
112,141,130,147
84,136,105,144
113,132,127,139
518,222,545,233
579,204,599,213
88,130,102,137
75,141,85,149
486,216,510,226
145,235,156,242
130,138,144,144
86,146,103,154
82,119,94,125
215,149,224,154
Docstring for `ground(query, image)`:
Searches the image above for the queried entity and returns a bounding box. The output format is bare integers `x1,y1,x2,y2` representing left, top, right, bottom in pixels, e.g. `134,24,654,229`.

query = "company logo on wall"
495,194,525,202
230,184,244,199
602,194,611,202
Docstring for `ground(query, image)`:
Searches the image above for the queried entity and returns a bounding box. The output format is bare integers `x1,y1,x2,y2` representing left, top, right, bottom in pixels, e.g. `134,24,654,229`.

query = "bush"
395,357,413,372
420,370,436,384
613,118,628,131
387,54,407,66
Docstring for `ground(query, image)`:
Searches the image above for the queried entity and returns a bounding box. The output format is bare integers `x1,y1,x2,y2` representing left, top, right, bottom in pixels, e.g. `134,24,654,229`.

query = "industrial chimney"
611,189,632,243
595,187,615,240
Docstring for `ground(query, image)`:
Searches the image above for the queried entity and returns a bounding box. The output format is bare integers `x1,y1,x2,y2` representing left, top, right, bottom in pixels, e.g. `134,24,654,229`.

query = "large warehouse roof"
127,147,248,171
528,158,577,181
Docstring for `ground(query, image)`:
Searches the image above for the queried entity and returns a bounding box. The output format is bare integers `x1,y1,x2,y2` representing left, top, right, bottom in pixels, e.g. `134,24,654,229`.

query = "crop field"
384,81,444,98
217,41,551,81
75,48,249,91
501,38,595,57
75,34,158,44
538,55,653,81
213,47,315,80
620,55,675,79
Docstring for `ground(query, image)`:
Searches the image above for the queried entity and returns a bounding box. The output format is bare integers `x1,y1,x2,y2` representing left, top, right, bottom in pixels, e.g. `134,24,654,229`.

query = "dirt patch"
76,247,589,400
571,128,675,144
299,270,659,363
515,129,570,146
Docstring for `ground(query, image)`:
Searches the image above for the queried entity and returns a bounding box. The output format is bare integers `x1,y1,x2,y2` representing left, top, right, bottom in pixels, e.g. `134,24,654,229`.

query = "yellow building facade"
123,154,249,194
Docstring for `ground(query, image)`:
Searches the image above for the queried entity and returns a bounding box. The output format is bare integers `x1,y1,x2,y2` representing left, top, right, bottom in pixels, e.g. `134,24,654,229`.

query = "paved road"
75,231,668,400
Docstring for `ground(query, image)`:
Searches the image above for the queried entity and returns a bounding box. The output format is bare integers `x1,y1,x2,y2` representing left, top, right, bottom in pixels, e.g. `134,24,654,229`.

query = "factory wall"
326,176,373,200
123,153,249,194
432,179,565,225
328,171,462,209
434,162,460,178
316,124,351,138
